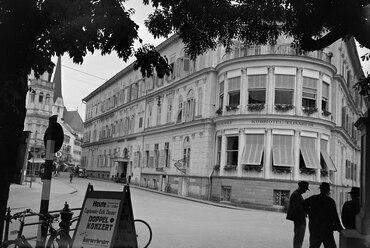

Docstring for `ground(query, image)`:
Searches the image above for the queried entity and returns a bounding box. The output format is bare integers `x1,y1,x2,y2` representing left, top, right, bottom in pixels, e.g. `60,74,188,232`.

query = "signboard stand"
72,184,138,248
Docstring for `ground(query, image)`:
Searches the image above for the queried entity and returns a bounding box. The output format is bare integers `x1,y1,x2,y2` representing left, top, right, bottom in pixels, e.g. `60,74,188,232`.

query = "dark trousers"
293,221,306,248
309,229,336,248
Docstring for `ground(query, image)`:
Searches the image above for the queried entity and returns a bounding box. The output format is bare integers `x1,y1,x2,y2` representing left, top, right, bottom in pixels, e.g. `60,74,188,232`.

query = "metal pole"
36,116,56,248
30,130,37,188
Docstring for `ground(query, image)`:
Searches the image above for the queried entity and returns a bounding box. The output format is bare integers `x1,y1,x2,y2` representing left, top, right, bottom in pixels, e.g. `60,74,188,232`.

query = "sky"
56,1,164,121
56,2,370,122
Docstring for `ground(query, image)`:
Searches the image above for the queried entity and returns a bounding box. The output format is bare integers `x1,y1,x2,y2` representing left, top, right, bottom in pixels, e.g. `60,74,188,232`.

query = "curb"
86,177,252,212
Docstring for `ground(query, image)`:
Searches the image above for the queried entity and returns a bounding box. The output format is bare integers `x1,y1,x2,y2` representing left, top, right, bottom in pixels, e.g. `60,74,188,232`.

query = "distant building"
82,35,367,210
24,57,83,176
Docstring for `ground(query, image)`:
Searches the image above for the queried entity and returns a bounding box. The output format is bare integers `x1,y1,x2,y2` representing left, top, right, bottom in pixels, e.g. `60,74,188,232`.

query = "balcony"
221,44,332,64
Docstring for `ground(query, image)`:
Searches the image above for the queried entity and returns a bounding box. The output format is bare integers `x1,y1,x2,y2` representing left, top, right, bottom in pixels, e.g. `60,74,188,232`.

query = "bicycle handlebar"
12,209,59,222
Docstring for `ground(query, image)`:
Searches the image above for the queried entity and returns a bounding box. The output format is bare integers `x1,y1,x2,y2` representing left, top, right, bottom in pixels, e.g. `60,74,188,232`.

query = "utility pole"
36,115,63,248
30,130,37,188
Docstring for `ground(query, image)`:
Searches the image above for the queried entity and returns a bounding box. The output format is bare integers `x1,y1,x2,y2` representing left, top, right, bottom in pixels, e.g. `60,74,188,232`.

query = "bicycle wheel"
134,219,152,248
0,240,30,248
46,231,72,248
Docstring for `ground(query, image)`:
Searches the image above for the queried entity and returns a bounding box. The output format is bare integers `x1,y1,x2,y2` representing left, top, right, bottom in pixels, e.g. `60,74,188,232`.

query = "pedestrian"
303,182,342,248
286,181,310,248
69,170,73,183
341,187,360,229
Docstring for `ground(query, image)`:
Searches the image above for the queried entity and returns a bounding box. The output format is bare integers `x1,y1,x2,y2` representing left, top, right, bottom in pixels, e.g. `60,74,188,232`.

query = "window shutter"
159,150,165,168
142,152,147,167
167,150,171,167
176,58,181,77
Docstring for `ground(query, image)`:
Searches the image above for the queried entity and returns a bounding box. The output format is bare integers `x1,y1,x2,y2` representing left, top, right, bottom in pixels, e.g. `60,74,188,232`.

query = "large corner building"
82,35,367,210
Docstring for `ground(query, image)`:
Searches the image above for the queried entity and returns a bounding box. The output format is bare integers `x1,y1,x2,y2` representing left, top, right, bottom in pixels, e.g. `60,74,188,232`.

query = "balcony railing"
221,44,332,64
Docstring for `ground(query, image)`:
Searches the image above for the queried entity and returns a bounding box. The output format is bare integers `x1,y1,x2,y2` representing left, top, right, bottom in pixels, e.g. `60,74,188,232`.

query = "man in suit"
287,181,310,248
304,182,342,248
341,187,360,229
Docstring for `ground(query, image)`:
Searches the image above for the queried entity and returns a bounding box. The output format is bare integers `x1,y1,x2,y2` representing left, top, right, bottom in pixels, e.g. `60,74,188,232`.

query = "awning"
300,148,320,169
272,146,294,167
321,151,337,171
241,144,264,165
28,158,45,163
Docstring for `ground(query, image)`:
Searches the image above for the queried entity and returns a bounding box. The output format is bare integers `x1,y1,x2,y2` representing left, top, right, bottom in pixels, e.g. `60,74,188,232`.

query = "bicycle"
134,219,152,248
0,209,64,248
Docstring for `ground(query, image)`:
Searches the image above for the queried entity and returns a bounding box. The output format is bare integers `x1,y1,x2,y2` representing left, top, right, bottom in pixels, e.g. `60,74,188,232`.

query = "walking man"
286,181,310,248
341,187,360,229
304,182,342,248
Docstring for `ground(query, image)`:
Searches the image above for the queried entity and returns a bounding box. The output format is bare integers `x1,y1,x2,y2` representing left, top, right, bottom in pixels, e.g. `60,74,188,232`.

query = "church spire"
53,56,63,102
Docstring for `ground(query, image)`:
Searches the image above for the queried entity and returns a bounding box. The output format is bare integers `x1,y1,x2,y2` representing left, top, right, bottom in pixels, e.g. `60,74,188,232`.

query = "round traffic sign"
44,122,64,152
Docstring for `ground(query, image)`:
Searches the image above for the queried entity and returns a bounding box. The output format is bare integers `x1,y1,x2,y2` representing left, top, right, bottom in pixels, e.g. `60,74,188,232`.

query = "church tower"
52,56,65,122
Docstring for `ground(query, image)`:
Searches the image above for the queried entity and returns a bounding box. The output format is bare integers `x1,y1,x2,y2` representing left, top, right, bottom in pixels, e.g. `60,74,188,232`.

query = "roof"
52,56,63,102
63,109,84,134
82,34,180,102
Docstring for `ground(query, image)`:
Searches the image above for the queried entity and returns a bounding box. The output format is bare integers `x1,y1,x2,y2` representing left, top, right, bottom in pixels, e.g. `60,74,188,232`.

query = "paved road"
7,173,340,248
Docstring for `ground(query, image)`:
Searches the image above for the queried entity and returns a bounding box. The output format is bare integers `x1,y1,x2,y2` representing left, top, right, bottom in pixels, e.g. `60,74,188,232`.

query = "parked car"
78,168,88,178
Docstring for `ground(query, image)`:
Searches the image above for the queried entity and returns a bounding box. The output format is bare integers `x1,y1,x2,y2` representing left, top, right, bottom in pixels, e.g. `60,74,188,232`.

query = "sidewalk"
8,175,77,211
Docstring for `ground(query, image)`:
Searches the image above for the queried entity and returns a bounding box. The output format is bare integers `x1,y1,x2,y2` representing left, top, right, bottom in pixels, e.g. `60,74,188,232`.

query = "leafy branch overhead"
143,0,370,57
134,44,172,78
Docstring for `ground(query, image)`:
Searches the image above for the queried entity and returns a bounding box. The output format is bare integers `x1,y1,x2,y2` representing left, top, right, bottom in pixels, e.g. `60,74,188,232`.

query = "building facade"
25,57,84,175
82,35,366,210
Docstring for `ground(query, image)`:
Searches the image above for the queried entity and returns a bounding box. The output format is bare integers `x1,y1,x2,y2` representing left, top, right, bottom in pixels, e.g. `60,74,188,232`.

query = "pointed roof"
63,108,84,134
53,56,63,102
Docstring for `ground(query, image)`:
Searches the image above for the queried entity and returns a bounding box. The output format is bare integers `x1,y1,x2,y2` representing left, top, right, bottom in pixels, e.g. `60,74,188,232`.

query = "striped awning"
241,144,264,165
321,151,337,171
300,137,320,169
272,146,294,167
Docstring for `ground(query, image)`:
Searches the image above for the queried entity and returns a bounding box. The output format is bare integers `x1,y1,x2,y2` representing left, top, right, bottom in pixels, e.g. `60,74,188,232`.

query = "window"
248,75,266,104
302,77,317,108
131,83,138,100
228,77,241,106
345,160,351,179
139,117,143,128
157,105,162,125
221,186,232,202
45,94,50,104
30,90,35,102
273,190,290,206
167,94,173,123
226,136,238,166
352,163,357,181
165,142,170,167
39,92,44,103
197,88,203,116
275,75,294,105
183,136,191,167
219,81,224,108
177,96,183,122
216,136,222,165
147,102,153,127
322,82,329,111
185,90,195,122
154,144,159,168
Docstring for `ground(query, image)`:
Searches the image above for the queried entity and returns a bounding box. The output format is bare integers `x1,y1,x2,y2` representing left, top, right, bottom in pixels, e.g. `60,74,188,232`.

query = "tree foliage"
143,0,370,98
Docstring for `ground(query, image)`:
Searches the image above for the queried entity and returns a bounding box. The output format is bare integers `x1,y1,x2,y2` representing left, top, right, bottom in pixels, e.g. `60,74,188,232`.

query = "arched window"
183,136,191,167
177,95,183,123
185,89,195,121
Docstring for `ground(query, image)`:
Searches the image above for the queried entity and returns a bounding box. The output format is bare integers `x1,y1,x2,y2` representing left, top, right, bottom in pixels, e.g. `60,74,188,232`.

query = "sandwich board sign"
72,184,137,248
